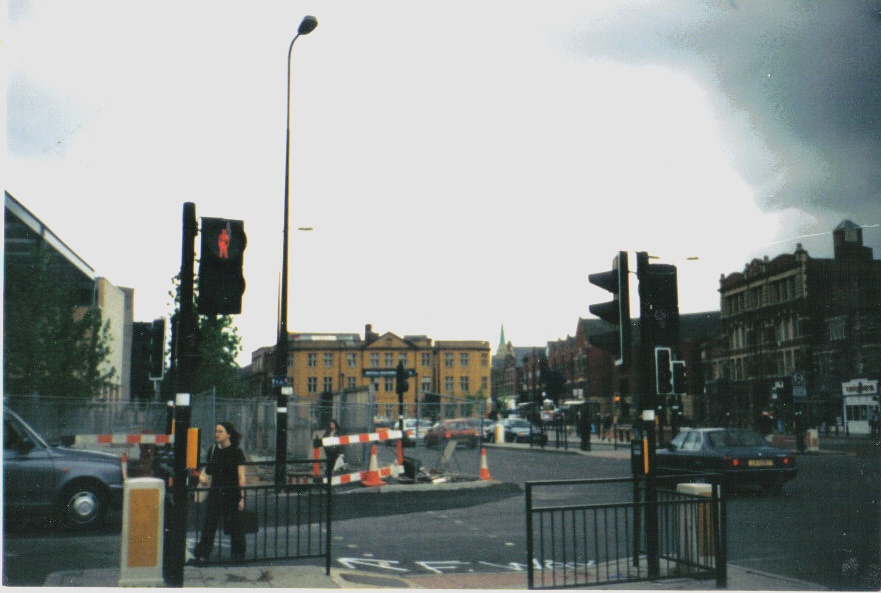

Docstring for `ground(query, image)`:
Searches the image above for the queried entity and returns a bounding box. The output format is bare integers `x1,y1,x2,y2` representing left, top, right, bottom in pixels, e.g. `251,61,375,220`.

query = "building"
248,324,491,420
706,221,881,432
4,192,136,401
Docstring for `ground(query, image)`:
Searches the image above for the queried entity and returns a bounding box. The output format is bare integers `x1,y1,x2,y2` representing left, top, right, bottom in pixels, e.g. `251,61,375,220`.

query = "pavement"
45,432,875,589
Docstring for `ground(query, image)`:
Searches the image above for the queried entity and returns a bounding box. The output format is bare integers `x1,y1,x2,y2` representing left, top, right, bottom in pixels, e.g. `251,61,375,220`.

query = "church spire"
497,324,507,356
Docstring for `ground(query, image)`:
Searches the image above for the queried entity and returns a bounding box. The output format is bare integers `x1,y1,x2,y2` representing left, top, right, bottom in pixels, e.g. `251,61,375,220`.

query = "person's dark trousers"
194,491,245,559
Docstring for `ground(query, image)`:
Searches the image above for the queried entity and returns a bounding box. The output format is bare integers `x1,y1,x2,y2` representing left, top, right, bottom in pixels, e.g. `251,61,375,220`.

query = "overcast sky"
6,0,880,366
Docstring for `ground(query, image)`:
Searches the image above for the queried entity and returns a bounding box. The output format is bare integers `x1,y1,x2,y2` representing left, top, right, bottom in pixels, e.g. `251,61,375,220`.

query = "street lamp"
276,14,318,485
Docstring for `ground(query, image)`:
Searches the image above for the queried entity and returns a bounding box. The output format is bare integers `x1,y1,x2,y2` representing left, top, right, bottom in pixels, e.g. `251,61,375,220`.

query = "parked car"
401,418,432,447
3,407,125,529
423,419,479,449
654,427,797,493
489,418,548,445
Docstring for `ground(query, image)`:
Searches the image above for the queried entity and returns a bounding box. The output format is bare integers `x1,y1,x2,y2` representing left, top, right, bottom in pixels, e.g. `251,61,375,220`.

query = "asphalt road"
3,441,879,589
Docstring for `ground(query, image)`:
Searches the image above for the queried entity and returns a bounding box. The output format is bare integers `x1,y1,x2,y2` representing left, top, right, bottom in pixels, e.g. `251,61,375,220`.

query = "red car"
423,419,479,449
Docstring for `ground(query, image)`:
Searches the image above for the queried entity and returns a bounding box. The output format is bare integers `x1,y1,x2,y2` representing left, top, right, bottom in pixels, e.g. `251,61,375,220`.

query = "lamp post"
275,14,318,486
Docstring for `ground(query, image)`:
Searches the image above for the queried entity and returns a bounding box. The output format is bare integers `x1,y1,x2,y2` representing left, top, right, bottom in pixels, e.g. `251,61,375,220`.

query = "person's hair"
219,421,242,448
329,419,341,432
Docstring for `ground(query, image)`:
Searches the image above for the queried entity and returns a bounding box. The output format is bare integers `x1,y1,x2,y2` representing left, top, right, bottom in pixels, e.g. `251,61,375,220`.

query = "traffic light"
148,318,166,379
198,218,247,315
672,360,687,395
636,252,679,348
655,347,673,395
395,361,410,396
588,251,632,367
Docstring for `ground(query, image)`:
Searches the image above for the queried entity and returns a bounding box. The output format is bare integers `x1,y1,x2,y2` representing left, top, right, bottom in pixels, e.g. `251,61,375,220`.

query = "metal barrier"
186,460,331,572
525,474,726,589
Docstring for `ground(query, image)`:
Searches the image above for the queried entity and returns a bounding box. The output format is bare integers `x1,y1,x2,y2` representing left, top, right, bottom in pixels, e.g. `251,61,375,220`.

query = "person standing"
318,419,343,475
193,422,247,563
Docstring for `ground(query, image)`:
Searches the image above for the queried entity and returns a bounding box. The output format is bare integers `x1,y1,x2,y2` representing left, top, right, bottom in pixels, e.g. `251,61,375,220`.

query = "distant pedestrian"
870,410,880,439
314,419,343,474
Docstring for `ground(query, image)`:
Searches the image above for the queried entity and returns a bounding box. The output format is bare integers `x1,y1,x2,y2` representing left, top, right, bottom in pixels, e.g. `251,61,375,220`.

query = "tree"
3,251,115,397
161,274,244,398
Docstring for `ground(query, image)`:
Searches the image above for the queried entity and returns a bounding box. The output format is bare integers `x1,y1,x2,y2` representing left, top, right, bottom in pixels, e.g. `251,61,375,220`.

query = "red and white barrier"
319,428,402,447
69,434,173,446
323,462,402,487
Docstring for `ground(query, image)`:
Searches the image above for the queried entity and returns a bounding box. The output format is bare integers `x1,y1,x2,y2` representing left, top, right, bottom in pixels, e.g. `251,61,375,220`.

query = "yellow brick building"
250,324,491,419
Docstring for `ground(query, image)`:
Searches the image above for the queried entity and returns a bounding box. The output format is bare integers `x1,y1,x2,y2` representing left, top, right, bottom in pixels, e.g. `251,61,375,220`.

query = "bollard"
675,482,714,569
119,477,165,586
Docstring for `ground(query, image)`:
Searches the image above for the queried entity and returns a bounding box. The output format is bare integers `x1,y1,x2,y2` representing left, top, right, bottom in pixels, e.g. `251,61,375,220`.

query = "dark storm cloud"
569,0,881,254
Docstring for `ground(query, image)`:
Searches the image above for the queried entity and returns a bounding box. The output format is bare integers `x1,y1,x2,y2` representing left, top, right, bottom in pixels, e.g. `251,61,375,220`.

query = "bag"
194,445,214,503
225,509,258,534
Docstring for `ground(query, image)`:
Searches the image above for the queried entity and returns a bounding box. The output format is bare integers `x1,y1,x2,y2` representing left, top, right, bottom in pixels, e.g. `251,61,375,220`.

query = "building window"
421,378,431,393
459,376,470,393
347,353,357,368
481,352,488,367
444,353,454,368
444,376,454,393
828,317,846,341
384,353,395,367
346,377,357,390
307,353,318,368
481,377,488,391
399,353,408,365
370,353,380,368
323,377,333,392
460,353,469,367
421,353,431,367
323,353,334,367
307,377,318,394
384,377,395,393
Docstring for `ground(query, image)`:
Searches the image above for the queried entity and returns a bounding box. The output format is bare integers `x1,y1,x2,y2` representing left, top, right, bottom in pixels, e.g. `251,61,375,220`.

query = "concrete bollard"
119,477,165,587
806,428,819,452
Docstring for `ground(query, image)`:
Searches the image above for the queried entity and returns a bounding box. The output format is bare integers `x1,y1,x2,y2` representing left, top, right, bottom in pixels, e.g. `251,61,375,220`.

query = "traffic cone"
479,447,492,480
362,445,386,487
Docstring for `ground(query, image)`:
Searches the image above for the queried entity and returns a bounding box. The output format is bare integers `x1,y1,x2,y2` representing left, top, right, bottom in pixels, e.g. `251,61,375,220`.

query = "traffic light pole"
165,202,198,587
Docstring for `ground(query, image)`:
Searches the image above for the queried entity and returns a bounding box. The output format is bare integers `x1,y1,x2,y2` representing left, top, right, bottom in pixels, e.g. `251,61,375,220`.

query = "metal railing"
525,474,726,589
185,460,332,571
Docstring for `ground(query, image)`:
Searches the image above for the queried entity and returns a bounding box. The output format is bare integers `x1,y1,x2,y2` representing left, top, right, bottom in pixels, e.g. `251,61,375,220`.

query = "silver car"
3,407,125,529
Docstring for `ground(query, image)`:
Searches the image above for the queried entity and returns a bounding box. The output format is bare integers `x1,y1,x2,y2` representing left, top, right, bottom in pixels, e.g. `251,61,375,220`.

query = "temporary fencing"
66,433,173,446
313,429,404,486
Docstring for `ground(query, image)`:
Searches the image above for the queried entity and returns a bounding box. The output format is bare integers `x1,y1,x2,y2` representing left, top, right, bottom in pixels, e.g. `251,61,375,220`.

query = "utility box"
119,477,165,587
676,482,715,569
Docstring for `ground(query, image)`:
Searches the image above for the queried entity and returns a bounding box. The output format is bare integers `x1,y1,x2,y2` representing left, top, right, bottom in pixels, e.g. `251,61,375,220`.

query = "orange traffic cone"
479,447,492,480
362,445,386,487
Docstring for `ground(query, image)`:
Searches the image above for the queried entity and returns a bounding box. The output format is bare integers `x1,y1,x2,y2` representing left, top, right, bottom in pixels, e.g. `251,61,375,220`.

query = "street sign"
272,376,292,387
363,368,414,378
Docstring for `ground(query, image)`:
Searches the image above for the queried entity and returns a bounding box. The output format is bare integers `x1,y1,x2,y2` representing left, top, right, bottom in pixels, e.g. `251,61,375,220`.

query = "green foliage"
3,252,116,397
161,273,244,397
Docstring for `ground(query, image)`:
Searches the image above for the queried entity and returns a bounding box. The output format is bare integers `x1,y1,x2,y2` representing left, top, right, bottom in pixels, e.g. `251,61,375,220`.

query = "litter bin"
805,428,819,452
676,483,715,568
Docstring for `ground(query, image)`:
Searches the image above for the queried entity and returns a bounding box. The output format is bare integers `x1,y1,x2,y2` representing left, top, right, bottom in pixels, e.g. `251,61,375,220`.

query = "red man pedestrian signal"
198,218,246,315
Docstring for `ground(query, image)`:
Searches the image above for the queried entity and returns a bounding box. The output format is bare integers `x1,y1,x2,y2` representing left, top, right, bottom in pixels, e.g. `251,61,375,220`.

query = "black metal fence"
185,460,332,571
525,474,726,589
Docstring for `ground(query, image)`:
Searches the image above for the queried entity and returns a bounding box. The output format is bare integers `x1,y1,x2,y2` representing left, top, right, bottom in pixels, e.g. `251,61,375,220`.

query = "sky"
5,0,881,367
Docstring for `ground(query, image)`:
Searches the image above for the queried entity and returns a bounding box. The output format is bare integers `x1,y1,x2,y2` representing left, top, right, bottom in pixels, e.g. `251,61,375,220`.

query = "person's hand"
237,498,245,510
199,472,209,486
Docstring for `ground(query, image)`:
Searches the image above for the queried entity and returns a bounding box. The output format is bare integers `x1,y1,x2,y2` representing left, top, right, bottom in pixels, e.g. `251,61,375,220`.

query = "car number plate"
748,459,773,467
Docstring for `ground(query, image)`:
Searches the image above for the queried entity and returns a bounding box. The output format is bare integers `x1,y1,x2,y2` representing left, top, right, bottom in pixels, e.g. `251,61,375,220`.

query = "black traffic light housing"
655,347,673,395
636,252,679,348
198,218,247,315
588,251,632,367
672,360,687,395
395,361,410,396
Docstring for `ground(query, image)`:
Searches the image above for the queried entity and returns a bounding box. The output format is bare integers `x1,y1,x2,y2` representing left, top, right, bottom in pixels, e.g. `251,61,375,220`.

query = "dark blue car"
655,427,797,493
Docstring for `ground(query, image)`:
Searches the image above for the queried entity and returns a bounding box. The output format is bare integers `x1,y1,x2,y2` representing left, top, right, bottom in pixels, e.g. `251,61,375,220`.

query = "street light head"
298,15,318,35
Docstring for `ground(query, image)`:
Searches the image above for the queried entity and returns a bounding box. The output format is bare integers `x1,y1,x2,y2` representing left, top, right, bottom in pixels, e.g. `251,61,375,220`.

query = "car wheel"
59,481,106,529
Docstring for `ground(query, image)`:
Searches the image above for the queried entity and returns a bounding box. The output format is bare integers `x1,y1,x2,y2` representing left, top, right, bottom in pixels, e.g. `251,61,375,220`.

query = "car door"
3,416,57,513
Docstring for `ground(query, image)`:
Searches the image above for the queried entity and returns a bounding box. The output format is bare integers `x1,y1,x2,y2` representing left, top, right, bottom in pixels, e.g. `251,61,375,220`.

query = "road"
3,441,879,589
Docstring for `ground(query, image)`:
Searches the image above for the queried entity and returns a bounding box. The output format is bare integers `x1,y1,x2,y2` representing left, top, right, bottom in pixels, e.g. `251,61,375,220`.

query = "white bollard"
495,423,505,443
676,482,715,569
119,477,165,587
806,428,819,452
